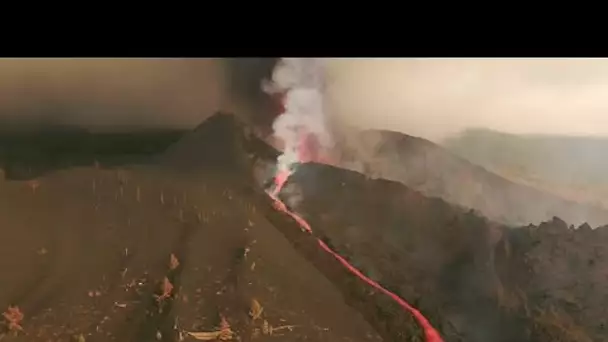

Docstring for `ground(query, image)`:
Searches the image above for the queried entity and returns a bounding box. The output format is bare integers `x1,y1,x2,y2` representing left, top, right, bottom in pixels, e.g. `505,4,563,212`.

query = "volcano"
0,112,606,342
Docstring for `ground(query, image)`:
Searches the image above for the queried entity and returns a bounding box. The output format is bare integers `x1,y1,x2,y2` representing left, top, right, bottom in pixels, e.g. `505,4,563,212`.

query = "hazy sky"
326,58,608,141
0,58,227,129
2,58,608,141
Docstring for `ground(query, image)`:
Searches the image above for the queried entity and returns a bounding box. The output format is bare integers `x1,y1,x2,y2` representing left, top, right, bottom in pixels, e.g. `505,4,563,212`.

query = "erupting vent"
264,58,444,342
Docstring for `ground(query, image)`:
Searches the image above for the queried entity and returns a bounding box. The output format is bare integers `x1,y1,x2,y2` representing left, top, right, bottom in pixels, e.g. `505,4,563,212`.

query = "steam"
263,58,333,174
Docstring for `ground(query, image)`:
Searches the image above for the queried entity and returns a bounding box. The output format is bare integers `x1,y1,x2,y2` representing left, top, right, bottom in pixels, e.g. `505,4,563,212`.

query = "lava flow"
268,169,444,342
265,57,442,341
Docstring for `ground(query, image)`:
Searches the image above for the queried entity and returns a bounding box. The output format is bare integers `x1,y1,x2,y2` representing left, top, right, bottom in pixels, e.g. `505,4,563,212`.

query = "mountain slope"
282,162,608,342
336,129,608,226
161,113,608,341
0,114,388,341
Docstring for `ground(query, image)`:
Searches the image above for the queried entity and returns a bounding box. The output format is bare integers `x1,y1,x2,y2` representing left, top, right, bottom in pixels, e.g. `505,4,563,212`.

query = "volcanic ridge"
0,112,605,342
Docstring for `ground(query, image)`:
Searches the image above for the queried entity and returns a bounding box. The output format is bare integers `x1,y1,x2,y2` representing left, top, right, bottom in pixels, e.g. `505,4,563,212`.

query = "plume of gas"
262,58,333,180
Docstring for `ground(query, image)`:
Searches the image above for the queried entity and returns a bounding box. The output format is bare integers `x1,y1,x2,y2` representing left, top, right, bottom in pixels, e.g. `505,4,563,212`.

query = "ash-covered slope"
160,111,278,177
282,162,608,342
0,113,390,342
0,168,386,342
159,112,440,340
337,129,608,226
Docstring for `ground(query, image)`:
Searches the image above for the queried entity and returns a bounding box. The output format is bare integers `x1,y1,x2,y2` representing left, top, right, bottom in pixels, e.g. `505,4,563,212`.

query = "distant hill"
443,128,608,208
333,128,608,227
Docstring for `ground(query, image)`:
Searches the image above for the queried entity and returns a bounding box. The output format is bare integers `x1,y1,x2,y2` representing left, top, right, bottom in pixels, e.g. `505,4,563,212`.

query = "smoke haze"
0,58,278,131
325,58,608,141
4,58,608,141
3,58,606,157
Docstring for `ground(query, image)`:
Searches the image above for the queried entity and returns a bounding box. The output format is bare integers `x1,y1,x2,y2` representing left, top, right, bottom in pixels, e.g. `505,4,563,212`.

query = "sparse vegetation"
2,306,24,333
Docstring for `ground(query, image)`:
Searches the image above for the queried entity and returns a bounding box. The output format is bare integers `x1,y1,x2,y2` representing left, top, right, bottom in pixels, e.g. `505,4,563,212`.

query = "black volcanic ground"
0,113,606,342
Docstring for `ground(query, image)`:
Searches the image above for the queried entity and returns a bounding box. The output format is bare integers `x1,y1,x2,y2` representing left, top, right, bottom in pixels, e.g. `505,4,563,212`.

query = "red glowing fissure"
269,170,443,342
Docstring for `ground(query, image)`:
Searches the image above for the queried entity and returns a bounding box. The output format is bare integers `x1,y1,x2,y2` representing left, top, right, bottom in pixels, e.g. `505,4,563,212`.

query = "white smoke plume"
262,58,332,174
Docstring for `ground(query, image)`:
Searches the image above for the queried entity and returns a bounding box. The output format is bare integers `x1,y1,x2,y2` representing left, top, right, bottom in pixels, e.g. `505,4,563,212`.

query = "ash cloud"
223,58,279,123
0,58,279,131
6,58,608,140
324,58,608,141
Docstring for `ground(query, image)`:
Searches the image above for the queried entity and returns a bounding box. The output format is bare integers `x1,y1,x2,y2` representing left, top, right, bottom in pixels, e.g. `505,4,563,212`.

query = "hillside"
282,162,608,341
443,128,608,208
334,129,608,227
0,114,390,341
